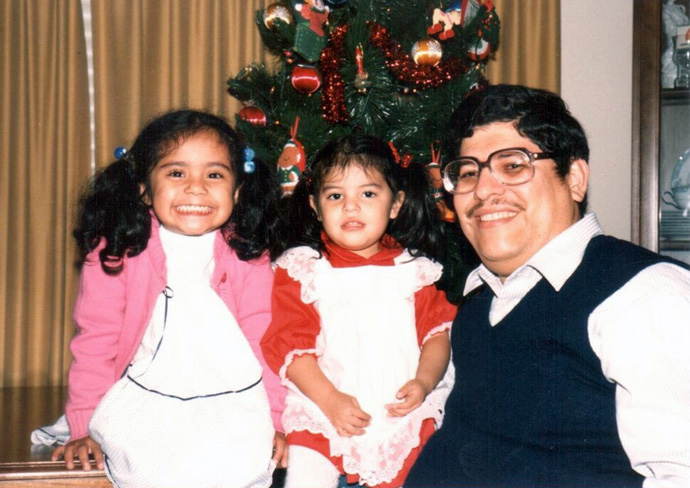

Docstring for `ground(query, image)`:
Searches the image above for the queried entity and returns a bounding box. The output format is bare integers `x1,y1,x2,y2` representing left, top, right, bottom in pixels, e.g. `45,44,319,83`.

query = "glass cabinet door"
633,0,690,265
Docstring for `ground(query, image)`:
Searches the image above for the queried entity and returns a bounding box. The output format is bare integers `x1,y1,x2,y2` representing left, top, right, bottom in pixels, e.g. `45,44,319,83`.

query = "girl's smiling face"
310,163,404,258
146,131,236,236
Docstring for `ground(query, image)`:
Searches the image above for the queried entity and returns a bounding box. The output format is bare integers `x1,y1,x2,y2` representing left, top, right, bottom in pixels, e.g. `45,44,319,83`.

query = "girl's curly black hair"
269,133,445,263
74,109,279,273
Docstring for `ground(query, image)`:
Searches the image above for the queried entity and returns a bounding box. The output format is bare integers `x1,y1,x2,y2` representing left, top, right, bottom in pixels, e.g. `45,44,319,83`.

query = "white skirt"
90,373,275,488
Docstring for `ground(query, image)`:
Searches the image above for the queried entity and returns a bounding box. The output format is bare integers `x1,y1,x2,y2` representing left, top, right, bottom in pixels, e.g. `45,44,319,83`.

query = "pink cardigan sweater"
65,220,285,440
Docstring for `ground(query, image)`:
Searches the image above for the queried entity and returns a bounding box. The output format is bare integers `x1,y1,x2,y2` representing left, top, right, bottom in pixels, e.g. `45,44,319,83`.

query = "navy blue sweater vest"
406,236,684,488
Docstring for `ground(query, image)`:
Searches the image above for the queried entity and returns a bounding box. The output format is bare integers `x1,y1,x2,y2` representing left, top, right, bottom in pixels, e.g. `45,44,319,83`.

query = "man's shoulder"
586,235,689,271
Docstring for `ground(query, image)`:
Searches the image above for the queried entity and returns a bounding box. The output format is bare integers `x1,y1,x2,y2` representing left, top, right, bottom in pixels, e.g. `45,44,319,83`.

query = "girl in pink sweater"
52,110,286,488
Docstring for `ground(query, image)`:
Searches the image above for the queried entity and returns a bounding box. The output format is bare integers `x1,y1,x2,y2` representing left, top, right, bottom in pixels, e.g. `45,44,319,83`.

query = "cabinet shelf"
633,1,690,265
661,89,690,103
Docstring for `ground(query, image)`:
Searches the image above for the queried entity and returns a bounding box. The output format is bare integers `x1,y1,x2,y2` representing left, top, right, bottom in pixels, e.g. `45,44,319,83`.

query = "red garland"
320,24,349,124
369,23,470,90
320,22,475,124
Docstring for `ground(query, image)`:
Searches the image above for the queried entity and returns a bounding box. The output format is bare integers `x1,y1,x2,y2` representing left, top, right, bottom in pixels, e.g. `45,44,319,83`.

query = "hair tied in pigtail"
114,146,134,165
388,141,412,168
243,147,256,174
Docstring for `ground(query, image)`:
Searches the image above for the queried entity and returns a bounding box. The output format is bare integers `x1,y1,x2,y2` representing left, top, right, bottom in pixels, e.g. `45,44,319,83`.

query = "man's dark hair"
445,84,590,214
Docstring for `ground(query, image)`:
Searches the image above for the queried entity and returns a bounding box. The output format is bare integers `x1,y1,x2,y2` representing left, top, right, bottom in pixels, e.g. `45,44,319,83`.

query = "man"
405,84,690,487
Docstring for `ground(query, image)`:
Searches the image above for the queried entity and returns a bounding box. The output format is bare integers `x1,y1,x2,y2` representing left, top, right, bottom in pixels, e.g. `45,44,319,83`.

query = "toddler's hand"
322,390,371,437
272,431,288,468
386,379,427,417
51,435,104,470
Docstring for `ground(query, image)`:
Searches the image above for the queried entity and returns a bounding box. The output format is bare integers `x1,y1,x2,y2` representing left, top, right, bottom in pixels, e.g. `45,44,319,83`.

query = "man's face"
453,122,588,280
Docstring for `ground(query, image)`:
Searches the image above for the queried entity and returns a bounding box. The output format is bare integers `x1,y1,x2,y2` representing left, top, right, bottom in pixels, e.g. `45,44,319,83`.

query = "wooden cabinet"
633,0,690,264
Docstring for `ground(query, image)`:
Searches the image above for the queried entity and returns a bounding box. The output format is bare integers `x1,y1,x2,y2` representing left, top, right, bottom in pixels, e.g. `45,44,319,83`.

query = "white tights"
284,445,341,488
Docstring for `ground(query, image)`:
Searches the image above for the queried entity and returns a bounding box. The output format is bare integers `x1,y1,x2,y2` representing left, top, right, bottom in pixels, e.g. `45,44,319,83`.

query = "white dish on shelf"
662,148,690,216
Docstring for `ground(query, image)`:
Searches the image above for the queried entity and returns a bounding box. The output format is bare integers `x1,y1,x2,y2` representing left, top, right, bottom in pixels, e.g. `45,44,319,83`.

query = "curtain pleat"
486,0,560,93
1,0,89,386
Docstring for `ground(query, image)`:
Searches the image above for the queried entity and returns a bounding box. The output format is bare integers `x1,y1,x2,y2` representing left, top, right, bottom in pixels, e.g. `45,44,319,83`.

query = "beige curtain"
486,0,561,93
1,0,90,387
91,0,267,169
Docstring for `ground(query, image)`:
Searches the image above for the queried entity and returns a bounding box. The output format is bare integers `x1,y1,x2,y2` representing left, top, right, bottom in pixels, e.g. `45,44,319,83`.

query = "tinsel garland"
320,21,475,124
369,22,470,90
320,24,349,123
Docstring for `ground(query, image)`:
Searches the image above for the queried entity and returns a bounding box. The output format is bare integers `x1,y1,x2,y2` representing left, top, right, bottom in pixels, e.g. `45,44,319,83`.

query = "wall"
561,0,634,240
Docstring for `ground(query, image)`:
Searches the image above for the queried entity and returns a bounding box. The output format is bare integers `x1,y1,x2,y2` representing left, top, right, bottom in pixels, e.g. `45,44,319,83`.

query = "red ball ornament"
291,64,323,95
238,105,267,126
411,38,443,66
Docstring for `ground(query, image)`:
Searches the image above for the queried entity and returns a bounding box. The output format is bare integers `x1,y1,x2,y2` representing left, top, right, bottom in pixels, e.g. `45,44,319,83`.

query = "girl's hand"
51,435,104,470
386,379,427,417
322,391,371,437
272,431,288,468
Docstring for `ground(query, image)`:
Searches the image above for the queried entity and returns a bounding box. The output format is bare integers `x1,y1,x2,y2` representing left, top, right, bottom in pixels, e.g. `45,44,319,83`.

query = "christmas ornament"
293,0,330,62
263,3,292,30
277,118,306,195
425,144,455,222
468,38,490,60
353,44,372,94
411,38,443,66
369,23,470,91
388,141,413,168
291,63,322,95
427,0,463,40
321,24,349,123
238,105,267,126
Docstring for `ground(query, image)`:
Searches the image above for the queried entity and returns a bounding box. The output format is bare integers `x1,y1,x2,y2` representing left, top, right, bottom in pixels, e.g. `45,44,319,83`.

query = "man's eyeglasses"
442,147,558,194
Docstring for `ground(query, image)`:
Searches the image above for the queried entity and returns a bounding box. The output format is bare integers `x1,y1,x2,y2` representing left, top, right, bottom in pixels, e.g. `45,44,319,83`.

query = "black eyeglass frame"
442,147,558,194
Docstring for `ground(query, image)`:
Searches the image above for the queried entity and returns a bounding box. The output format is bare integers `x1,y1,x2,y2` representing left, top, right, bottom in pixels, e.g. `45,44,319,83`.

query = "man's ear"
140,184,151,205
567,159,589,203
389,191,405,219
309,195,321,221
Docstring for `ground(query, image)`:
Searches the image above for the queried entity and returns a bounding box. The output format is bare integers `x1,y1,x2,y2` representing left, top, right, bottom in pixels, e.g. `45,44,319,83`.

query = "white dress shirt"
463,213,690,488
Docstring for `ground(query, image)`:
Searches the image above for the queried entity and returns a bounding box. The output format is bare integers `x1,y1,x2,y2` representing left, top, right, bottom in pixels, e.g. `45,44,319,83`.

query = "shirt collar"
463,213,604,295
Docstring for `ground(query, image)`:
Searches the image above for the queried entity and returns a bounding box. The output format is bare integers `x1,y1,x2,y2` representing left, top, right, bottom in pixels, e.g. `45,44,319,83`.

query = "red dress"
261,238,456,487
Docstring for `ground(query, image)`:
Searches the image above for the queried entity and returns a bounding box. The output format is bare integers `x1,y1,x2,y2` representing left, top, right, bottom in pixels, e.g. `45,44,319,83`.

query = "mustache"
465,198,524,218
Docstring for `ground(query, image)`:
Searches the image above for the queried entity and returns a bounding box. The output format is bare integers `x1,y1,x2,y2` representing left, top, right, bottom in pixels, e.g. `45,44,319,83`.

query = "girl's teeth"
177,205,211,214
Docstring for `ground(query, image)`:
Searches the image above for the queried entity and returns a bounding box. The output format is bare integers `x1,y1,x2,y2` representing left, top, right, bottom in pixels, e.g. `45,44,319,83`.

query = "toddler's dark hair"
270,134,444,262
75,109,279,273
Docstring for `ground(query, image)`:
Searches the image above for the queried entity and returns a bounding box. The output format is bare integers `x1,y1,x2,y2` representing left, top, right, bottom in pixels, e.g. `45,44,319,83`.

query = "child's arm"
287,354,371,437
59,244,130,469
272,431,288,468
386,332,450,417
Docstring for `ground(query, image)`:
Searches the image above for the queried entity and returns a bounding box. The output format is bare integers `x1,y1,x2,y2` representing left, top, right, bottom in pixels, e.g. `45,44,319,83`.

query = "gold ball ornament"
263,3,291,30
411,38,443,66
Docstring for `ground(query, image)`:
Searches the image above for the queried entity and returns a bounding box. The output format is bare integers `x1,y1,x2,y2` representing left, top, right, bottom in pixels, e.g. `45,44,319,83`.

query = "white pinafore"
89,227,275,488
277,246,454,487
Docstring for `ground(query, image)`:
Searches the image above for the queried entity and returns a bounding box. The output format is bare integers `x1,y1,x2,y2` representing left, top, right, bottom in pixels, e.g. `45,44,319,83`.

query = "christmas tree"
227,0,499,302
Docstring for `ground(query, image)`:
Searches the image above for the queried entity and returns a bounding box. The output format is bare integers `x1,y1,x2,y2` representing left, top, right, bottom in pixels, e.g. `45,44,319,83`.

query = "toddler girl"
52,110,286,487
261,134,456,488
